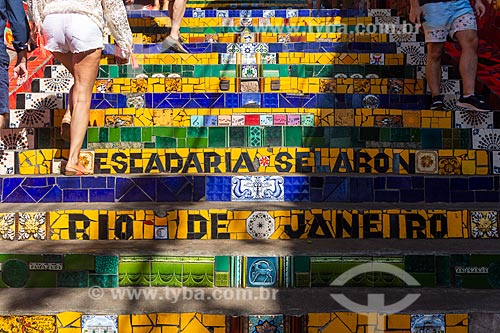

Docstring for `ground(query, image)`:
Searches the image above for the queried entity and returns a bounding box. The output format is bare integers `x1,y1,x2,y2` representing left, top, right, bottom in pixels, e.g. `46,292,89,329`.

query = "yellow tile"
446,314,468,327
386,314,410,330
57,329,81,333
308,313,331,327
461,160,476,175
131,314,154,326
201,314,225,327
157,313,180,326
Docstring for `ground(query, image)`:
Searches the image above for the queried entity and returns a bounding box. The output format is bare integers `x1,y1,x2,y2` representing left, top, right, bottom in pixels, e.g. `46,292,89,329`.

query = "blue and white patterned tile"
248,315,284,333
220,53,237,65
472,129,500,150
454,111,493,129
191,115,204,126
154,226,169,240
82,315,118,333
396,42,426,66
231,176,284,201
367,8,391,17
24,92,65,110
46,65,72,79
226,43,241,54
388,32,416,42
374,15,399,25
440,79,461,96
492,151,500,174
9,109,51,128
246,257,279,287
0,151,16,175
262,53,277,64
246,211,275,239
286,9,298,18
216,10,229,17
263,10,275,18
192,8,205,18
260,114,273,126
411,314,445,333
240,9,252,18
241,18,253,27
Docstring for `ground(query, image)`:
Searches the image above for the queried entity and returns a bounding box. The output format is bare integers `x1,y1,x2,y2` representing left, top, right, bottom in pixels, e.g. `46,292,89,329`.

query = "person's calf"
0,113,9,129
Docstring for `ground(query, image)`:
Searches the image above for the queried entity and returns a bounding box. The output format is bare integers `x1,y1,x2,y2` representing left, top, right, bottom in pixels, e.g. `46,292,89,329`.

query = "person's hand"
409,5,423,24
474,0,486,18
13,49,28,86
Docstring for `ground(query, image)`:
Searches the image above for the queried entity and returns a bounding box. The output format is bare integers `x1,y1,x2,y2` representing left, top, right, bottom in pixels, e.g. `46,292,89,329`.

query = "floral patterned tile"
0,213,16,240
231,176,284,201
415,150,438,174
470,211,499,238
249,314,284,333
246,211,275,239
81,315,118,333
17,212,46,240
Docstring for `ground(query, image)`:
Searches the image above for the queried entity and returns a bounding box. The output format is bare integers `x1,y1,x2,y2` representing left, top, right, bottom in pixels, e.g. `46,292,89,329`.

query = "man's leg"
0,44,11,128
425,42,445,97
169,0,188,40
454,29,478,96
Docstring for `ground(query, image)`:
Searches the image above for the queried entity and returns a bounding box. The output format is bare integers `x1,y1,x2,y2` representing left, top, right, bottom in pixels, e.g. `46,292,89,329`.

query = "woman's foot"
64,162,93,176
61,111,71,142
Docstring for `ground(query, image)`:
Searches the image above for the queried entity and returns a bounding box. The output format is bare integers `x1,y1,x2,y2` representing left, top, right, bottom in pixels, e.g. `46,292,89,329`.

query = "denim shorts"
43,13,104,53
421,0,477,42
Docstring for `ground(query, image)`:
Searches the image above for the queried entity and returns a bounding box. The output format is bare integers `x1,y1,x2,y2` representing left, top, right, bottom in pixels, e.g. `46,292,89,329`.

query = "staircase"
1,1,500,332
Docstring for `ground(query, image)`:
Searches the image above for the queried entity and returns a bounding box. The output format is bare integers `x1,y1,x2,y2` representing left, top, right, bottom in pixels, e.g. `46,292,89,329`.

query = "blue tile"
118,186,154,202
23,185,52,202
22,178,49,187
81,176,108,189
90,189,115,202
63,189,89,203
115,178,135,198
3,177,23,197
450,178,468,191
469,177,493,190
425,178,450,202
411,176,424,189
39,186,62,202
56,177,81,189
475,191,500,202
193,177,206,201
374,177,386,189
321,177,349,202
450,191,475,203
374,190,399,202
107,177,115,188
132,178,156,200
349,177,373,202
386,176,412,189
400,189,424,203
3,187,35,203
246,257,279,287
206,176,231,201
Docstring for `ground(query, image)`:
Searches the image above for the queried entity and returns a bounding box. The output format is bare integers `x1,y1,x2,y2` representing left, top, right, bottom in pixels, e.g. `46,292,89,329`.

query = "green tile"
109,128,120,142
303,137,325,148
89,274,118,288
229,127,246,147
295,272,311,287
151,261,182,287
303,127,324,137
461,275,492,289
208,127,227,148
109,65,119,78
379,128,391,141
156,137,177,148
121,127,142,142
64,254,95,271
410,273,436,287
215,272,230,287
142,127,152,142
187,127,208,138
174,127,186,138
25,271,57,288
215,256,230,272
95,256,119,274
285,127,302,147
294,256,310,273
435,256,450,287
187,137,208,148
87,128,99,143
248,126,262,147
404,255,435,273
99,128,109,142
152,126,170,137
183,262,214,287
144,142,156,148
264,126,282,146
56,271,89,287
118,260,150,286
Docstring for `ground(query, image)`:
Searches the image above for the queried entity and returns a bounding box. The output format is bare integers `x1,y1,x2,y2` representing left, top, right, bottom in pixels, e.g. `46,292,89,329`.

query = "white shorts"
43,13,104,53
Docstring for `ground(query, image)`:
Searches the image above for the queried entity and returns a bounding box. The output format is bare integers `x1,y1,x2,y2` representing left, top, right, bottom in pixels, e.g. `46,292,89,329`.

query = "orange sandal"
61,113,71,142
64,162,93,176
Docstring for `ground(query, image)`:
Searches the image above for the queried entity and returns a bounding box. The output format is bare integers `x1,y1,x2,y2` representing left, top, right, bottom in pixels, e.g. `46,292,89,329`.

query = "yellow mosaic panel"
18,148,489,175
0,213,15,241
0,315,56,332
119,312,226,333
47,209,468,240
307,313,468,332
354,109,452,128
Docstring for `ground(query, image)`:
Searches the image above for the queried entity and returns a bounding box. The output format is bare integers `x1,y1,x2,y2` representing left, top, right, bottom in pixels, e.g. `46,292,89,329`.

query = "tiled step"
0,174,497,203
11,107,456,129
0,252,499,288
12,147,490,175
2,208,499,241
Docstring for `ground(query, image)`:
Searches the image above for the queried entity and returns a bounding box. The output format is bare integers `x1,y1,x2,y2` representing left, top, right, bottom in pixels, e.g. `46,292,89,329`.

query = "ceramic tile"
389,33,417,42
470,211,499,238
232,115,245,126
362,94,380,108
0,213,16,240
0,151,15,175
261,53,277,64
24,93,65,110
248,315,284,332
240,80,260,93
37,78,73,93
220,53,237,64
263,10,275,17
454,111,493,129
81,315,118,333
415,150,438,174
216,10,229,17
17,212,46,240
0,128,34,150
242,65,258,78
370,53,384,65
493,151,500,174
246,211,275,239
472,129,500,150
79,151,95,174
368,9,392,16
410,314,445,332
231,176,285,201
396,42,426,66
154,226,168,240
9,108,51,128
246,257,279,287
260,115,274,126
